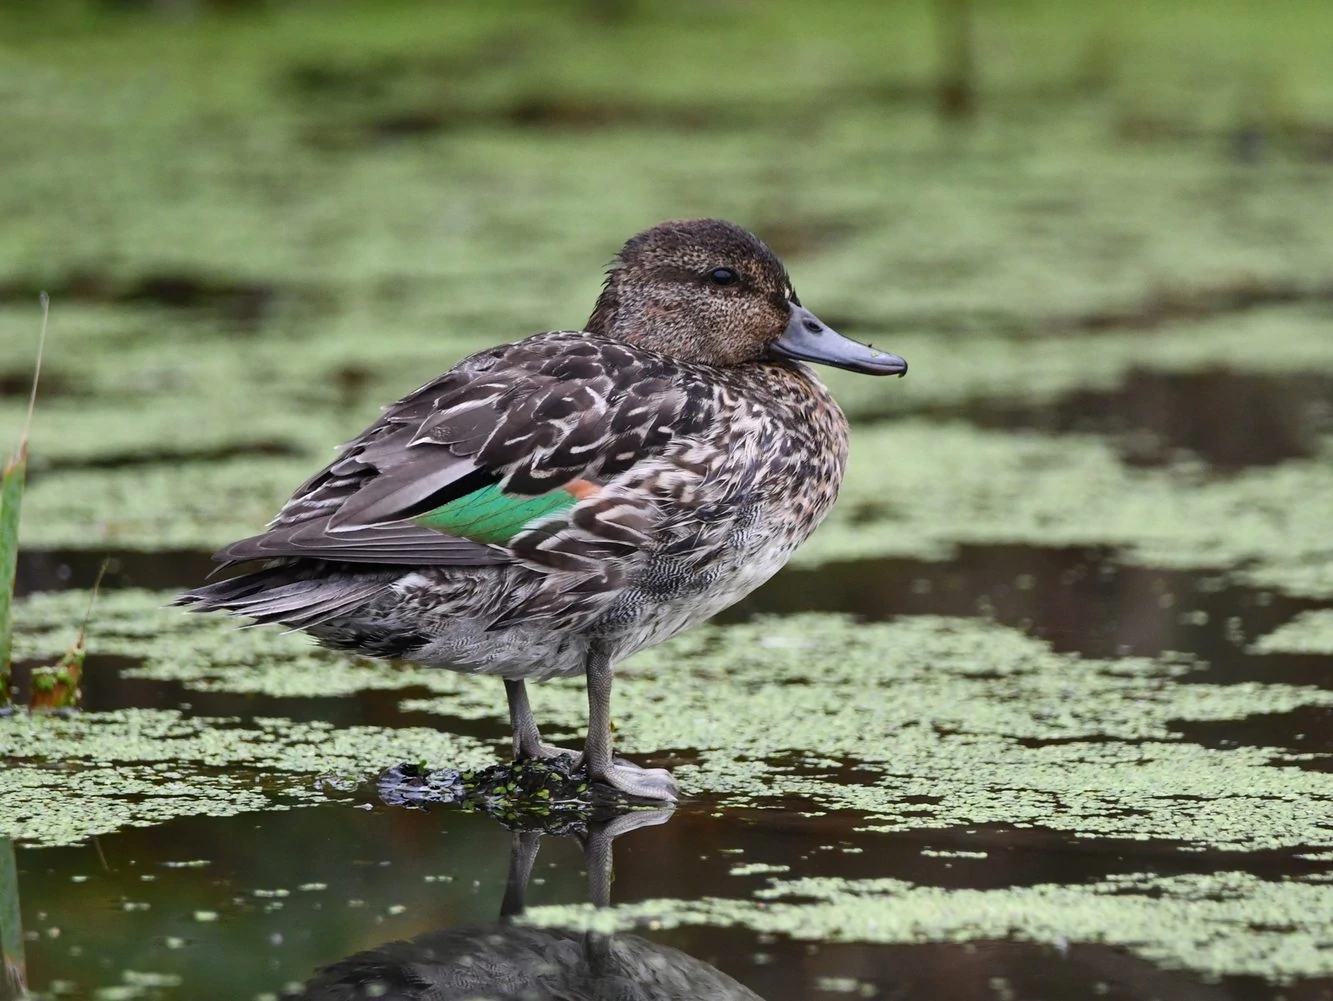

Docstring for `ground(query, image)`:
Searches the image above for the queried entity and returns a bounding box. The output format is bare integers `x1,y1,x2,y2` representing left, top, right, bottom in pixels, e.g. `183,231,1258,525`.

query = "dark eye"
708,268,738,286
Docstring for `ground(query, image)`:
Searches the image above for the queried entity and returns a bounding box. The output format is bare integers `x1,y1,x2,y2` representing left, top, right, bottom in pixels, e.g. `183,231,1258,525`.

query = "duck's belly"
310,515,805,681
405,617,591,680
597,501,810,666
607,535,799,661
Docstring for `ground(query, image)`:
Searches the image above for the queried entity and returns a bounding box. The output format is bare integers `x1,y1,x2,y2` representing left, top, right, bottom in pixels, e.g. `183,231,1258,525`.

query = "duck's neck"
584,284,618,337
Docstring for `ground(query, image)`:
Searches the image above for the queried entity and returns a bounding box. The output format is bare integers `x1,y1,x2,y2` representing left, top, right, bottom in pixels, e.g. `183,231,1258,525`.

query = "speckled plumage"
179,219,906,801
320,342,844,679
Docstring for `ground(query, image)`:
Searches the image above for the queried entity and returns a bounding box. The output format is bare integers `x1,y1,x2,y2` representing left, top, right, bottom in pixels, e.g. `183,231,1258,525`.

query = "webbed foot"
588,759,680,803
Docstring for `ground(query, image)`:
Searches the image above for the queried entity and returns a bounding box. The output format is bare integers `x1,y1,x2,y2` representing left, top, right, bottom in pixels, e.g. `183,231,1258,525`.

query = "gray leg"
583,643,679,802
579,808,675,908
577,807,677,966
499,830,542,920
505,679,577,761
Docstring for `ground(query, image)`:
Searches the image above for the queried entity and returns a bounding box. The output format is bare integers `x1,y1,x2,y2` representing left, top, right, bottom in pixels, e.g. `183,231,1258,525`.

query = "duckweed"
12,421,1333,602
0,708,493,847
13,591,1333,854
810,422,1333,598
1251,610,1333,655
0,763,272,850
523,870,1333,981
517,614,1333,852
14,589,511,712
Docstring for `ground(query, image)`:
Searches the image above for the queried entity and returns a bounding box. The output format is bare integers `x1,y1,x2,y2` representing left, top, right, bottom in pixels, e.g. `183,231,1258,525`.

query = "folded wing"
214,332,695,571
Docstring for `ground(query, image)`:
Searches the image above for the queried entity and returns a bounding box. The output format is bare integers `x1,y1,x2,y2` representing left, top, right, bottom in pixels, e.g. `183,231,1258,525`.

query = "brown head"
586,218,906,376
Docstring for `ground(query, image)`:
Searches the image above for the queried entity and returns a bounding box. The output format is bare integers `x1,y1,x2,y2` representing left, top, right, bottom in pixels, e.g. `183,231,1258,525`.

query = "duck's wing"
214,332,699,569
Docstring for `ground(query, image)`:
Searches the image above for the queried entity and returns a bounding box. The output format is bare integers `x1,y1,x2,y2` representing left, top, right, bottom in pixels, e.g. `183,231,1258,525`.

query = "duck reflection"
292,809,764,1001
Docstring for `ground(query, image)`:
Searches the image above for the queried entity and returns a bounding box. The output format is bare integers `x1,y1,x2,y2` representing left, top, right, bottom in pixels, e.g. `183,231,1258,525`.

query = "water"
7,524,1333,999
11,792,1327,1001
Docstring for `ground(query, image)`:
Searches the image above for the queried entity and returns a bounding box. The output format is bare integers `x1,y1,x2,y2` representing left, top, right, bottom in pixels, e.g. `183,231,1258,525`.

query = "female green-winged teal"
180,219,906,802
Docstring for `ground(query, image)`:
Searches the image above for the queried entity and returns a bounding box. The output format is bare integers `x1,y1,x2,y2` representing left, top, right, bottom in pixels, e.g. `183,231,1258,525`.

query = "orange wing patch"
563,478,602,501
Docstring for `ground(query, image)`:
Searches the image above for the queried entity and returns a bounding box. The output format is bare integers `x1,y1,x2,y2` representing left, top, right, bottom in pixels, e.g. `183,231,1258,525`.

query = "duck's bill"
769,303,908,376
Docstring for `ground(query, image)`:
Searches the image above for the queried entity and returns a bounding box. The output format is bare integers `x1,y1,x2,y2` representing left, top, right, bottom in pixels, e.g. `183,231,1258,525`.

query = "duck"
178,219,907,802
290,808,767,1001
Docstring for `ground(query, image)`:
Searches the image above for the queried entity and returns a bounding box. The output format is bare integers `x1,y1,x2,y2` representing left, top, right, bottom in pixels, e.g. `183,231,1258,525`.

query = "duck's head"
586,218,906,376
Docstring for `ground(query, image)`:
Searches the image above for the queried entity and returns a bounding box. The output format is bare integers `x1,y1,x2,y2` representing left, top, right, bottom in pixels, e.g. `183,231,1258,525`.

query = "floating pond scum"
5,589,1333,993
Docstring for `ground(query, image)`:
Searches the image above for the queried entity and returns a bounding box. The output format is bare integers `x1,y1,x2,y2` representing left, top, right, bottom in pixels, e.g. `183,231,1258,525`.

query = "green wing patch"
414,483,577,545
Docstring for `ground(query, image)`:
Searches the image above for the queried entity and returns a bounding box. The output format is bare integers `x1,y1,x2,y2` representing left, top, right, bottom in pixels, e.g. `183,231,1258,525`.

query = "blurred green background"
3,0,1333,585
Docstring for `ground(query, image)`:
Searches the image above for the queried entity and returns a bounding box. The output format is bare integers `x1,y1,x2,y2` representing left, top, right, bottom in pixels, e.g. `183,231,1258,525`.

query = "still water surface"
8,522,1333,1000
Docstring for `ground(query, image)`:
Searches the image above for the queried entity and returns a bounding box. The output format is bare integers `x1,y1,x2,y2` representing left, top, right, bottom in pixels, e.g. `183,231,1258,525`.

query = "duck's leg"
504,679,578,761
499,830,542,920
583,643,679,802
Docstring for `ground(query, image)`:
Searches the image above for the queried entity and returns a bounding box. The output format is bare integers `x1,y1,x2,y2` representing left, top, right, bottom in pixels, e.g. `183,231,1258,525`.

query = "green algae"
4,5,1333,338
14,589,503,714
0,763,274,851
1251,610,1333,655
826,305,1333,422
10,457,321,553
11,420,1333,606
0,708,493,847
7,315,1333,597
0,708,490,780
6,592,504,848
807,422,1333,598
19,588,1331,854
483,614,1333,852
522,870,1333,981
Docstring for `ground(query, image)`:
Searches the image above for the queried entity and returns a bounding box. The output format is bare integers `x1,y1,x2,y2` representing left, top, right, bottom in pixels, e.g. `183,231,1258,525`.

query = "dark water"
11,789,1333,1001
8,542,1333,1000
6,367,1333,1001
11,796,1333,1001
950,368,1333,470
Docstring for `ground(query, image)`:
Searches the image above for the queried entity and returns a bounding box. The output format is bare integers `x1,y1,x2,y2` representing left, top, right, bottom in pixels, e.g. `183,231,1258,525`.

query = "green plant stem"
0,455,23,707
1,293,47,708
0,837,24,1000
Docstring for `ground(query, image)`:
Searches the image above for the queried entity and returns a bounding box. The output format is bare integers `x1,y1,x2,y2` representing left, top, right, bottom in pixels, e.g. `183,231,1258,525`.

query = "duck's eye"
708,268,738,286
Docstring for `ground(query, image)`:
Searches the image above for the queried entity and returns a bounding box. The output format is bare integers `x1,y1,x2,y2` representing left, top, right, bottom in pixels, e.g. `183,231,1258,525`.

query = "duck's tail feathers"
174,564,394,630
